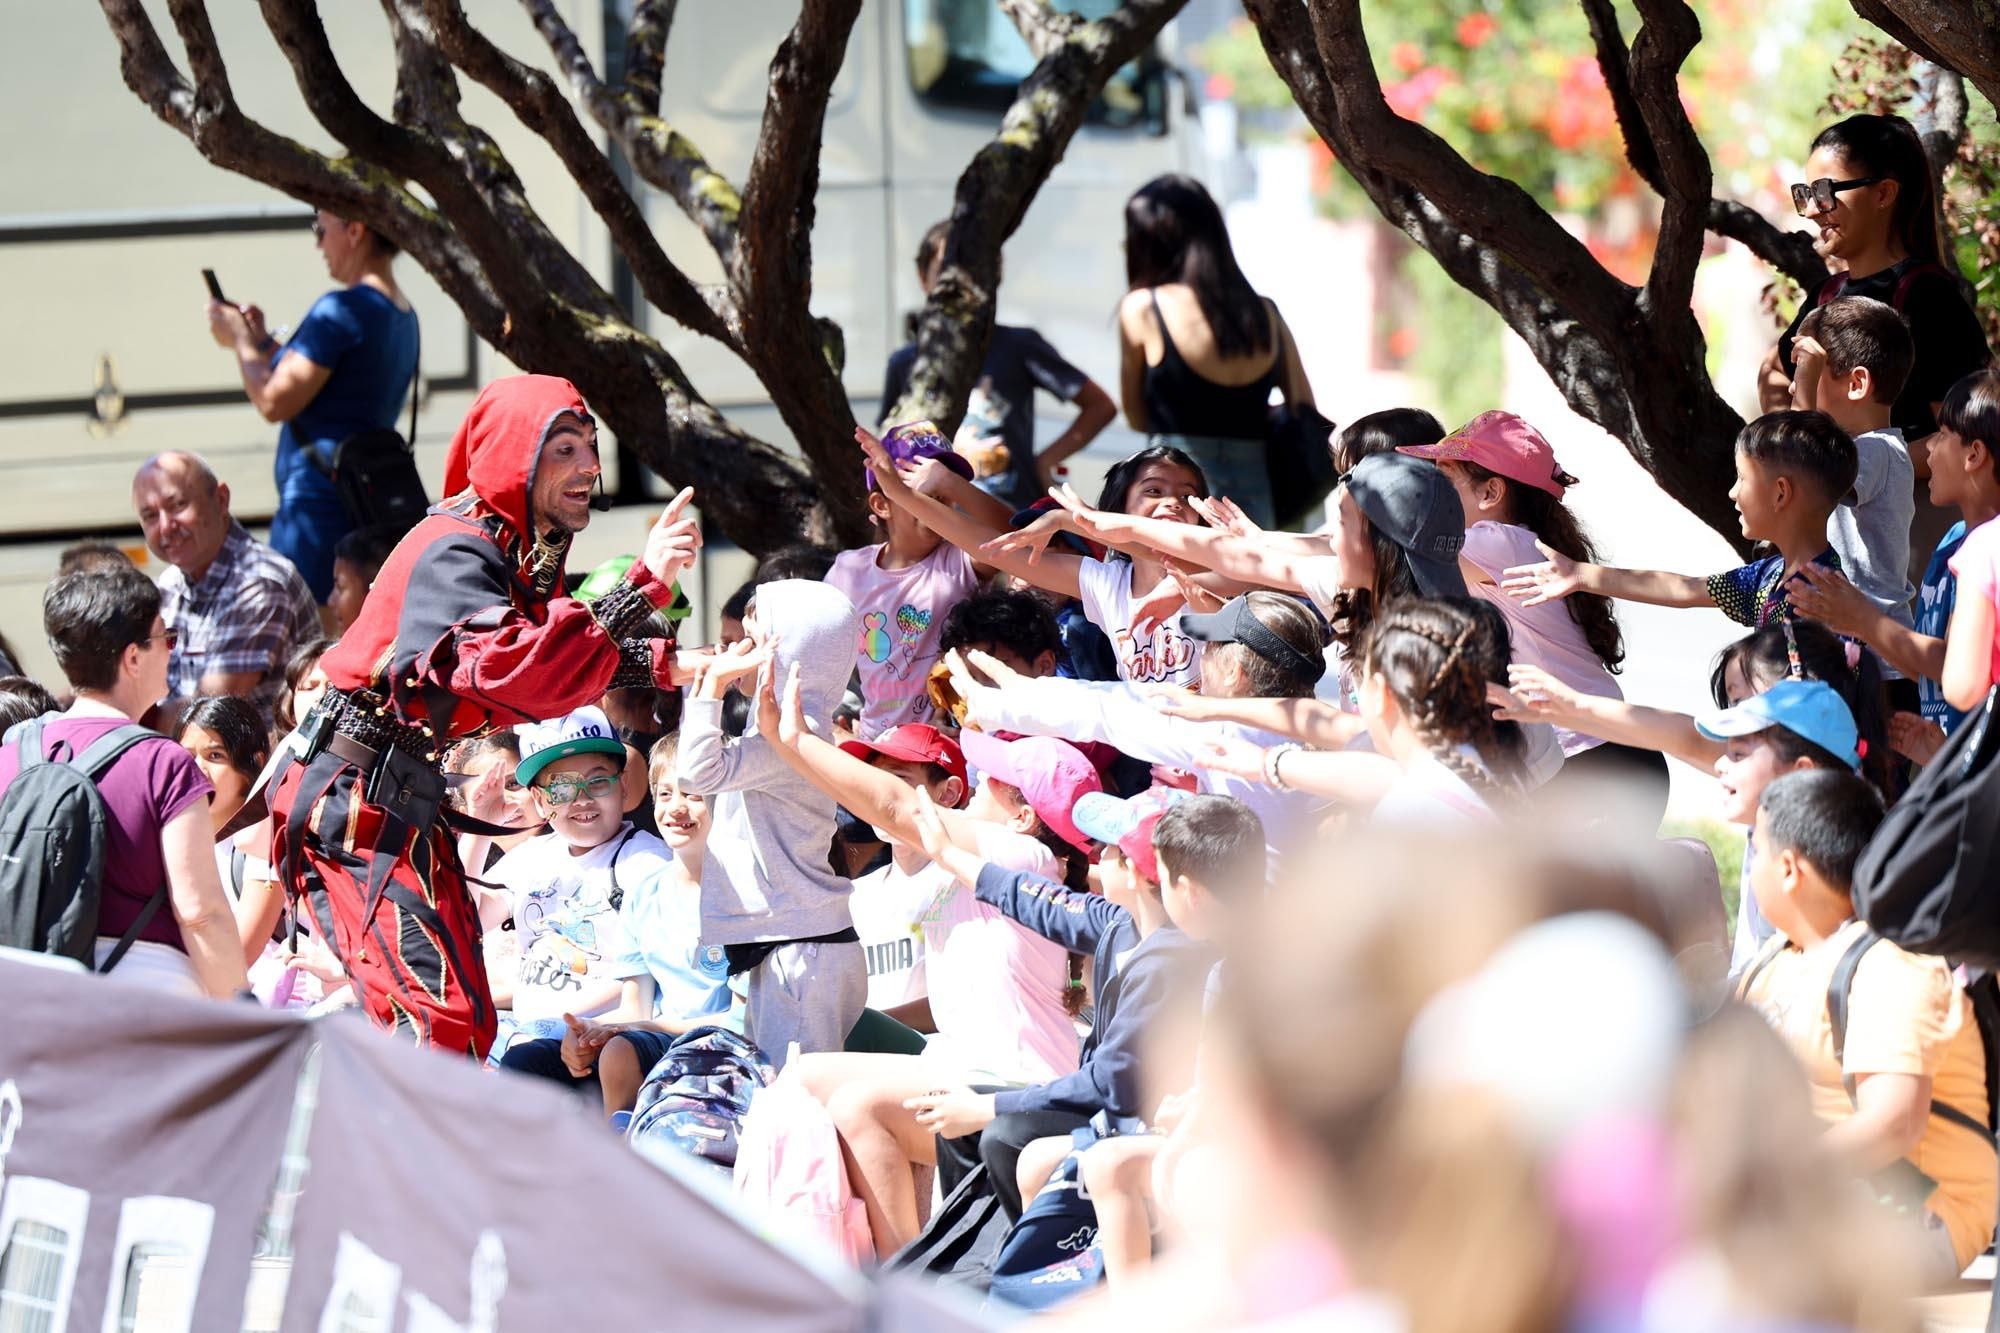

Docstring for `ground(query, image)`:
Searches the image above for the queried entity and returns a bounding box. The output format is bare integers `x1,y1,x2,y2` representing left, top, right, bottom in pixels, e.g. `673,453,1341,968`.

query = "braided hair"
1360,599,1526,799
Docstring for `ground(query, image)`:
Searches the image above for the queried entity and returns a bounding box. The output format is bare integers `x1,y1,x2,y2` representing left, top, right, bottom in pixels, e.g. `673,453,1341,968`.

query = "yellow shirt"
1740,919,1997,1269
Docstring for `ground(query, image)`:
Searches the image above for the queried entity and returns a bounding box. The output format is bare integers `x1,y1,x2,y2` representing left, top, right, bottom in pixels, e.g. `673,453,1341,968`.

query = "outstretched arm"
1151,689,1365,751
1790,564,1944,684
1494,667,1722,771
1501,542,1712,610
1044,484,1327,591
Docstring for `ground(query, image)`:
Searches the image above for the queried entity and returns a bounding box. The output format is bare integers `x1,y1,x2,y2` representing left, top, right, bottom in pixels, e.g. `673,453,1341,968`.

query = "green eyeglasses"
539,773,621,806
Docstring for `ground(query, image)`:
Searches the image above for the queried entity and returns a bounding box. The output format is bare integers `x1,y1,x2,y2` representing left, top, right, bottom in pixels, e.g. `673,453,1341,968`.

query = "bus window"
903,0,1164,130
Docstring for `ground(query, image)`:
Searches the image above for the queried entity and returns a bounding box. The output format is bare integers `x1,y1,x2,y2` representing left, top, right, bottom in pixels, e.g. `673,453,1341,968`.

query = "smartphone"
202,268,226,303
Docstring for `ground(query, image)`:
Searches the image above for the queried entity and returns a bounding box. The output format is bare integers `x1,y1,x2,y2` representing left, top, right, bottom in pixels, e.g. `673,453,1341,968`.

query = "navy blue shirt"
274,285,419,500
1918,521,1970,732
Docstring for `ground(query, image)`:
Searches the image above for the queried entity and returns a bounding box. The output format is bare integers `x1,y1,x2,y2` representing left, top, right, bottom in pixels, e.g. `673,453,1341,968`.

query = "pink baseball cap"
1398,410,1579,498
958,730,1104,855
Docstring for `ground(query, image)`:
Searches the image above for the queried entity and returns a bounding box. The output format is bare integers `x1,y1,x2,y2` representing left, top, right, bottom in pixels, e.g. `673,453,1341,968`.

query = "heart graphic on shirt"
861,611,893,663
895,605,932,642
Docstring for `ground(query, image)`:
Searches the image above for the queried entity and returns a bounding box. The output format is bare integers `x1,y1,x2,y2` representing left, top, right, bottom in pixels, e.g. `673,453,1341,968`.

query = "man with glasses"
132,451,319,728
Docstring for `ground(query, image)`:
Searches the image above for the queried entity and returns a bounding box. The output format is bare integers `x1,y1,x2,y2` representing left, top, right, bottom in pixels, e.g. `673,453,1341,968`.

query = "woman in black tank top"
1119,175,1315,528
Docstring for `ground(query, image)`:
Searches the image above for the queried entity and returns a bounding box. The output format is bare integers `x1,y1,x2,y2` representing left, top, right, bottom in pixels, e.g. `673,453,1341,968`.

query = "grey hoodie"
677,579,861,944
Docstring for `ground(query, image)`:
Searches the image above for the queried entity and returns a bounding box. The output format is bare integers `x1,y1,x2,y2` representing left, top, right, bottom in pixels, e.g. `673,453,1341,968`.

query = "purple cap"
866,421,976,492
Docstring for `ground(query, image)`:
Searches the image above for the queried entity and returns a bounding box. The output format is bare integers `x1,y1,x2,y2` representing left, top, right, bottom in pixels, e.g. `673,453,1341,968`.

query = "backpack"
0,719,165,971
626,1025,773,1177
884,1162,1011,1290
324,327,428,535
1852,687,2000,965
732,1059,875,1266
1814,261,1952,317
985,1124,1110,1312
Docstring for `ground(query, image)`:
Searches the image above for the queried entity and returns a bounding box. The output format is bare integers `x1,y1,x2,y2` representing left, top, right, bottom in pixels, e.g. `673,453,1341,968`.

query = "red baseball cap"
1398,410,1579,498
839,724,969,806
958,730,1103,854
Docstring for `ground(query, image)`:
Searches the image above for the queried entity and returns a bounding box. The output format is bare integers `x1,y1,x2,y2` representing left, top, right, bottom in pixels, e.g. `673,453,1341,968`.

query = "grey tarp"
0,955,992,1332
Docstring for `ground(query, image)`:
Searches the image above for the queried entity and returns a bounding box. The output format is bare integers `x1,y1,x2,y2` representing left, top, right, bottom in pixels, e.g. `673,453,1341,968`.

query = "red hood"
441,374,593,543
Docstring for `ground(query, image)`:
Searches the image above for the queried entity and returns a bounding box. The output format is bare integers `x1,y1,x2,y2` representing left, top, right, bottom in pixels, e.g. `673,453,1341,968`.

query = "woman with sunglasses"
1764,115,1988,454
205,209,419,605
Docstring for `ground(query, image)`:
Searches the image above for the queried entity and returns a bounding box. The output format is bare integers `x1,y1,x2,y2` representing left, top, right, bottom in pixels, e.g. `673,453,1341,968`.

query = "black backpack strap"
605,825,640,912
1829,926,1995,1147
407,317,421,445
68,724,160,783
97,887,168,975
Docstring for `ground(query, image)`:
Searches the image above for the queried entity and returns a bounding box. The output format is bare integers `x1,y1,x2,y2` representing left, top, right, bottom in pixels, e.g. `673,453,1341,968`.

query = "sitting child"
900,788,1259,1241
486,708,654,1066
525,734,736,1117
1504,411,1857,630
1737,769,1996,1284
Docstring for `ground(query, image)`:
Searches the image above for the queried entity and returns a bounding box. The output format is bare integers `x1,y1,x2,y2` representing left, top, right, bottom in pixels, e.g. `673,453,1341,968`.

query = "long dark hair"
1453,461,1625,673
1333,409,1445,475
1810,114,1944,266
1095,445,1211,564
1329,522,1422,660
1124,174,1271,360
1361,599,1524,798
176,695,269,781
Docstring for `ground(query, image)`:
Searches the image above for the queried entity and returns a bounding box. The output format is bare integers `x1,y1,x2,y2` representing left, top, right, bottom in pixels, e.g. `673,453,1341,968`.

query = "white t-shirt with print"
487,828,647,1024
1076,556,1201,689
850,861,933,1011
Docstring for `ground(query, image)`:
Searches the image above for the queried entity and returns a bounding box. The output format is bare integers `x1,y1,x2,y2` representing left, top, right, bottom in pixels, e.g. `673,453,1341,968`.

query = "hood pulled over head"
442,374,594,546
754,579,861,733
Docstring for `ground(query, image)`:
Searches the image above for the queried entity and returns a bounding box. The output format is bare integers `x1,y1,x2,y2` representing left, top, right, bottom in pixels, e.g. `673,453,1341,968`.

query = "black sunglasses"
1790,176,1883,216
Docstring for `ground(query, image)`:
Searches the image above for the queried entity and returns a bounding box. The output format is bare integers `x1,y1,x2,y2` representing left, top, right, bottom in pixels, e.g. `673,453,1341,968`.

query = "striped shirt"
160,521,320,725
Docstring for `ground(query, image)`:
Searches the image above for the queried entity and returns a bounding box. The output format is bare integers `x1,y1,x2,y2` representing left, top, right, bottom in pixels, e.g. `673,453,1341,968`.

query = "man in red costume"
267,375,701,1057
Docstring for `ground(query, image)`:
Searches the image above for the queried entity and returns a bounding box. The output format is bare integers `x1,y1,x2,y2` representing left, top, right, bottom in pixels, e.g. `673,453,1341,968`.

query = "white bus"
0,1,1198,681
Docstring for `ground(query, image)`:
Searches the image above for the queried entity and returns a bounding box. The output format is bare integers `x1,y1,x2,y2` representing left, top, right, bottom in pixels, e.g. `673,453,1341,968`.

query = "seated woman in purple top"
0,569,246,999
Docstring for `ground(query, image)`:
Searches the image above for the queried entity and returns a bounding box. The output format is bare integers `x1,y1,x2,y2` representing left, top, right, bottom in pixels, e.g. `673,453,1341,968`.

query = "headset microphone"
588,476,612,512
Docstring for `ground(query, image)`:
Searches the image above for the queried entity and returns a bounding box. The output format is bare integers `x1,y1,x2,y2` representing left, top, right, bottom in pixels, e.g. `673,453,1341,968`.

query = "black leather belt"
322,688,439,768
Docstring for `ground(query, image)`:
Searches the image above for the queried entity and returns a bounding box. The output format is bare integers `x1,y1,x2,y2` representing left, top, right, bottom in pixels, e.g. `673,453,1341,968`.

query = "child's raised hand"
1888,710,1947,766
1195,735,1269,784
958,647,1025,691
900,455,958,498
1499,541,1581,607
753,654,784,740
1129,573,1187,640
1787,563,1873,637
908,785,954,860
979,510,1067,564
1189,494,1261,539
776,663,808,747
1500,663,1582,720
855,427,911,500
698,636,772,697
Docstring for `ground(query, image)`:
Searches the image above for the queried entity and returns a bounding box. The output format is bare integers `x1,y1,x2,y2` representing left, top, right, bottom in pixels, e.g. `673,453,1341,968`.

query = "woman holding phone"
206,209,419,605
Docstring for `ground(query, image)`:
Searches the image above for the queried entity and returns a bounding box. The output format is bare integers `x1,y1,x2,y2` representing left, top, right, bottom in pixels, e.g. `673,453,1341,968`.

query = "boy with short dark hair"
938,588,1064,681
1738,769,1996,1284
1791,296,1917,624
1792,368,2000,744
1505,411,1858,628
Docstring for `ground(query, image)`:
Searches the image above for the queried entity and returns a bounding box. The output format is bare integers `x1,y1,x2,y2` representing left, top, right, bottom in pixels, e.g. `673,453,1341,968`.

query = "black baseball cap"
1346,453,1468,599
1180,594,1326,686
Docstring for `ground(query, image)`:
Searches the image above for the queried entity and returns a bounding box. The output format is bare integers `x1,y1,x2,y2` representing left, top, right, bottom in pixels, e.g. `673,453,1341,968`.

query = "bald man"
133,452,319,723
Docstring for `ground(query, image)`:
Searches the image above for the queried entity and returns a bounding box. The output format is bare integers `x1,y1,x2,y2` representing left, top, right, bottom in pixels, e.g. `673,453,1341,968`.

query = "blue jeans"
1150,434,1275,530
269,486,351,603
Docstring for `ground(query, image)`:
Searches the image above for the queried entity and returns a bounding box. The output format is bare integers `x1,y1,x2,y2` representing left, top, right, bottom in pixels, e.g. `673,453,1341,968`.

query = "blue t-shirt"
612,869,733,1022
273,286,419,498
1917,521,1971,732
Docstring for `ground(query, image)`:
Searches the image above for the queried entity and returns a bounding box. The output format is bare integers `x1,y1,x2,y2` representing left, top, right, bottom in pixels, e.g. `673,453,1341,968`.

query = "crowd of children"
3,184,1999,1327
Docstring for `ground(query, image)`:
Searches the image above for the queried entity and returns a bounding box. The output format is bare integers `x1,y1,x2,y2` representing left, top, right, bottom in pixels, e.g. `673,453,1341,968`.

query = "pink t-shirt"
827,539,980,740
917,824,1080,1085
1948,514,2000,686
1461,522,1623,756
0,714,212,951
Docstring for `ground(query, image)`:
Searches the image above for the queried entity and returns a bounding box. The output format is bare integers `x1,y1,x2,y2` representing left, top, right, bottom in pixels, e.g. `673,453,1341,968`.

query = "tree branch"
422,0,733,345
519,0,743,276
1705,200,1828,290
623,0,676,113
1579,0,1664,194
1847,0,2000,112
737,0,864,324
998,0,1085,60
891,0,1188,434
1626,0,1711,318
